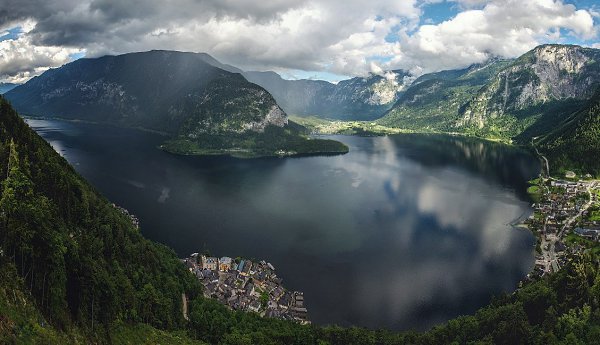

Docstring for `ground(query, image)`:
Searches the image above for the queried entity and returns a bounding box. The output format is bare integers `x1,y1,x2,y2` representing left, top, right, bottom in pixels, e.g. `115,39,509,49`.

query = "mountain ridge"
243,69,412,120
0,82,19,94
5,50,347,158
459,44,600,139
374,44,600,174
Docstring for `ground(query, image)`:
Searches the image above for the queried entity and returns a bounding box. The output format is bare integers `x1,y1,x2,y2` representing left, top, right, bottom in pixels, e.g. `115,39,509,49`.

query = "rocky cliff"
243,70,412,120
378,59,513,131
460,45,600,134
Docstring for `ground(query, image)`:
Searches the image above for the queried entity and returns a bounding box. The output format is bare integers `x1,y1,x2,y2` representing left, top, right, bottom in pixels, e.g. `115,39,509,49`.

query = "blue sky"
0,27,22,41
1,0,599,83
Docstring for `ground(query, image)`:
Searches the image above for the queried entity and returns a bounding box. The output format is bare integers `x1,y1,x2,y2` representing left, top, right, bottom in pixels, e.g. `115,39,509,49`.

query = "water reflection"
27,119,539,331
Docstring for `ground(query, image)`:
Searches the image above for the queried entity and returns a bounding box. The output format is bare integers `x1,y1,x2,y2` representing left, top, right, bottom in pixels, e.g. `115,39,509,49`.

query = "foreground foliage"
0,96,200,335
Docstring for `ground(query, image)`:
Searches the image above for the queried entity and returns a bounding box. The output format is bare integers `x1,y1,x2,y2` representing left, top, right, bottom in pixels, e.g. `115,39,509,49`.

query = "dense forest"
2,94,600,344
539,91,600,176
0,95,200,340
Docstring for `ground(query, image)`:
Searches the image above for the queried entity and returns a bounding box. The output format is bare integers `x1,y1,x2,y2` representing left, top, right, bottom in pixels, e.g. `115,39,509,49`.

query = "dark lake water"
27,118,540,331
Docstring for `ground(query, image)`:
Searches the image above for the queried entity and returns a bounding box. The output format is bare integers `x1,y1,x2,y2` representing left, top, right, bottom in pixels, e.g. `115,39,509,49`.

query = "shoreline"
290,115,516,146
22,114,171,136
23,115,350,158
182,253,310,324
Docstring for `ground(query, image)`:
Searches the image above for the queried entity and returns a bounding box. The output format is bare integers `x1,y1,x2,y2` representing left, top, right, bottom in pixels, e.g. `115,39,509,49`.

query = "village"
524,172,600,279
182,253,309,324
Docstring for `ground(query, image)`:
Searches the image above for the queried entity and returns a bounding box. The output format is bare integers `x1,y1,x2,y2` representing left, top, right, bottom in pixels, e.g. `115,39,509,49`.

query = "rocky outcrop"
243,105,288,132
377,59,513,131
243,69,413,120
461,45,600,129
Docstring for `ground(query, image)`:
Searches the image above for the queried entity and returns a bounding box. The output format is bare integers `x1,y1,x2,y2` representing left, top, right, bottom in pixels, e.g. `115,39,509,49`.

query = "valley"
24,117,539,331
285,45,600,177
5,44,600,174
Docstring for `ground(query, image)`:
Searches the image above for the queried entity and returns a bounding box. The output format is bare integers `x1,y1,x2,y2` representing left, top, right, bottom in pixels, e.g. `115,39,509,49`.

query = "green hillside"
0,94,201,341
378,59,512,132
377,45,600,174
459,45,600,140
538,91,600,176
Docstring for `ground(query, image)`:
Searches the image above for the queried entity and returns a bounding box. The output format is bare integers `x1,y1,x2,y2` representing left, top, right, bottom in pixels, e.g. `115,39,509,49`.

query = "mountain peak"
458,42,600,134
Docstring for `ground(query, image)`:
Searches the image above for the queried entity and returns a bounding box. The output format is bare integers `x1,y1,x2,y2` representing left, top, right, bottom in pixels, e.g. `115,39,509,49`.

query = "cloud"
0,0,598,82
0,20,82,83
387,0,598,73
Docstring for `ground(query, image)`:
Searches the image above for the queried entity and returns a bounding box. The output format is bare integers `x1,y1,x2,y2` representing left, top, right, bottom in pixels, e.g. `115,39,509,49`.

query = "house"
248,300,262,313
236,259,245,272
290,306,308,320
201,256,218,270
265,308,281,319
278,292,292,308
575,227,600,241
244,282,255,296
240,260,253,276
185,258,197,270
219,257,232,271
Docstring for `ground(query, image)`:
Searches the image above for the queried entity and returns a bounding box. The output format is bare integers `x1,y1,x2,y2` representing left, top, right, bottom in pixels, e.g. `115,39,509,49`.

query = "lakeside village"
522,171,600,279
182,253,310,324
110,202,308,323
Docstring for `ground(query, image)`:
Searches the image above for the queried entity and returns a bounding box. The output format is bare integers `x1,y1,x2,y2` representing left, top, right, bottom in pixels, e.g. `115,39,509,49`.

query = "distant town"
523,171,599,279
182,253,309,324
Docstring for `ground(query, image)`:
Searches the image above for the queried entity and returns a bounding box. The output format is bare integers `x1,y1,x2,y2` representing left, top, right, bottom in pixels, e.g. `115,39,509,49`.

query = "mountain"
376,44,600,174
377,59,513,131
0,82,19,94
4,50,347,158
538,90,600,175
243,69,412,120
460,44,600,138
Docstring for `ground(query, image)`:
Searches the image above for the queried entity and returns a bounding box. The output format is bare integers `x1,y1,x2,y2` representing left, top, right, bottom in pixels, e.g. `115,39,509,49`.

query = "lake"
27,118,540,331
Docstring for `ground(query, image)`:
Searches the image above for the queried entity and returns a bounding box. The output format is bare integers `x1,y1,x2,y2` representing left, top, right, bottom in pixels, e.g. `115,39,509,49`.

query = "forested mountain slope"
538,91,600,175
378,59,513,131
460,45,600,138
0,95,201,341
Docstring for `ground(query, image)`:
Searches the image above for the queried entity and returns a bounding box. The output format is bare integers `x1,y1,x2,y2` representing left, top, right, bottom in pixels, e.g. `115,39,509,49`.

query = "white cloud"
0,0,598,82
0,20,82,83
386,0,598,73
